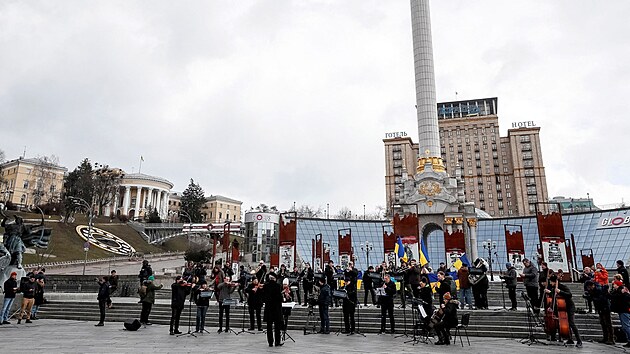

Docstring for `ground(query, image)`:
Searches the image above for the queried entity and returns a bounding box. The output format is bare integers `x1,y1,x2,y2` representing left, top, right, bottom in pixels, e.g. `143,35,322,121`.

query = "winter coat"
503,267,518,288
262,280,283,322
594,268,609,287
3,278,18,298
97,281,110,301
522,264,538,288
457,268,471,289
171,282,191,309
141,281,163,304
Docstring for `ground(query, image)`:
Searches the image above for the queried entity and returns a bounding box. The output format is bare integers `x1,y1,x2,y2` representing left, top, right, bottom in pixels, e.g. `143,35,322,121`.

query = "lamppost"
482,239,497,281
69,196,94,276
178,210,192,248
360,241,373,270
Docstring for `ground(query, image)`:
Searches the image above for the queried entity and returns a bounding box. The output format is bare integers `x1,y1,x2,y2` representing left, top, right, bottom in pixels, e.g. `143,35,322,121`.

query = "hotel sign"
384,131,408,139
597,215,630,229
511,121,537,128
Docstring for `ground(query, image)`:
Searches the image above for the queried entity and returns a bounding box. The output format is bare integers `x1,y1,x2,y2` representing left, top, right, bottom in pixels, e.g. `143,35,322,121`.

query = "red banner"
392,213,419,243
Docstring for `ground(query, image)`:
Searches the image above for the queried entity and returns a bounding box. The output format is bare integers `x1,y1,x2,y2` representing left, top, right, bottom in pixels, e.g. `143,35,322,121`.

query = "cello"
544,276,570,340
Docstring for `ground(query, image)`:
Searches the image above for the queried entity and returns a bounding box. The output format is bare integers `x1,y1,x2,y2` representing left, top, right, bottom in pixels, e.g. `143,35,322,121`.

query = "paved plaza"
0,319,623,353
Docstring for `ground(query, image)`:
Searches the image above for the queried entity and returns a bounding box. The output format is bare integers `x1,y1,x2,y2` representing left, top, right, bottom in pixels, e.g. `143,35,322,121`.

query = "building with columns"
103,173,174,220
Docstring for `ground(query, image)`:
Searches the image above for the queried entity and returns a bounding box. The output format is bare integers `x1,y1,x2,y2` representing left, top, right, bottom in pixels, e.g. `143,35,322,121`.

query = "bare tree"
335,207,353,220
289,204,324,218
92,165,125,216
29,155,61,206
250,204,278,213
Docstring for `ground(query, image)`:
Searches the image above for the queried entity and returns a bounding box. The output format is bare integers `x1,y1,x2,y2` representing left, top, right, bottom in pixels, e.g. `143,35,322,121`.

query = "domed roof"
122,173,174,189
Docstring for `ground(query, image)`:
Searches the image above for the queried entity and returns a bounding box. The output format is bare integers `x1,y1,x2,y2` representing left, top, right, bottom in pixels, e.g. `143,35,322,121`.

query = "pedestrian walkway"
0,319,622,353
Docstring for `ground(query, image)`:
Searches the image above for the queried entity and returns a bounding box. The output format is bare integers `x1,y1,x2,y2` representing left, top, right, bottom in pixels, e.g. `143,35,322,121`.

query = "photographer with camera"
169,275,192,335
300,263,314,305
95,276,110,327
317,277,332,334
502,262,518,310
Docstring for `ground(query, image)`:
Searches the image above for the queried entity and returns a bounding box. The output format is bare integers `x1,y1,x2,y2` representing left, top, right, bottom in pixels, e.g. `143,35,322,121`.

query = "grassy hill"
1,211,189,263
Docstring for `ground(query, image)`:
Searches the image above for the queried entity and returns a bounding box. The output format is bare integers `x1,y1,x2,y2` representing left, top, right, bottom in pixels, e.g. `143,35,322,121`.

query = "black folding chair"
453,313,470,347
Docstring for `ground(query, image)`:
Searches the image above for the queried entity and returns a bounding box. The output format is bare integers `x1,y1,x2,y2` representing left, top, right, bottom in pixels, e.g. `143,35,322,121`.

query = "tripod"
404,301,425,345
303,299,319,335
520,292,546,346
236,301,255,335
282,304,296,343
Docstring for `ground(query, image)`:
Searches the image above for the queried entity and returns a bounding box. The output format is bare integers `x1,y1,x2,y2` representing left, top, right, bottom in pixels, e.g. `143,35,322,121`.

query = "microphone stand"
177,286,197,337
395,275,409,338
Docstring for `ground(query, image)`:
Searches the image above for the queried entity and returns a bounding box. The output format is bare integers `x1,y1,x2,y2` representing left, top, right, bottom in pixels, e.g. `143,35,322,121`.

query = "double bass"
544,279,570,340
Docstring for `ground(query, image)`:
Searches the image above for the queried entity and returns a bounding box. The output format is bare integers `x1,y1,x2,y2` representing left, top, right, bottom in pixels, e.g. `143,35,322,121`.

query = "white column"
156,190,162,217
123,186,131,215
163,192,170,217
467,219,478,261
136,186,143,209
113,191,119,216
147,188,154,210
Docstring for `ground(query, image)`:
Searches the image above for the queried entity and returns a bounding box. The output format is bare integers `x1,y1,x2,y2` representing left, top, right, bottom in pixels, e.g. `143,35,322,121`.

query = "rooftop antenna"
22,146,27,158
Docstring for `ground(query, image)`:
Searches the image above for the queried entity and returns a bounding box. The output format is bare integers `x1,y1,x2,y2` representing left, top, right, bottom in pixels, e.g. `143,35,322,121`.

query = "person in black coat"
617,260,630,289
545,275,582,347
300,263,314,304
169,276,192,335
262,272,284,347
418,277,434,323
436,271,452,305
245,278,264,331
501,262,518,310
342,264,358,334
586,280,614,344
95,276,110,326
318,277,332,334
379,274,397,334
138,260,153,285
363,266,377,306
1,272,19,324
194,281,211,333
434,293,459,345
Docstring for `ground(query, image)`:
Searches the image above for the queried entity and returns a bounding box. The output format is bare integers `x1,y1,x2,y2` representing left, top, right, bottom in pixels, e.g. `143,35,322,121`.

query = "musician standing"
379,274,396,334
407,260,422,298
471,258,489,310
317,277,332,334
300,263,314,305
436,271,452,305
586,280,614,344
281,278,294,332
216,276,237,333
262,272,284,347
418,277,433,323
169,276,191,335
545,274,582,348
194,281,211,333
244,278,263,331
363,266,377,307
457,264,473,309
325,260,338,307
502,263,518,311
290,265,302,305
522,258,539,314
342,263,358,334
434,293,459,345
538,262,551,308
255,260,267,282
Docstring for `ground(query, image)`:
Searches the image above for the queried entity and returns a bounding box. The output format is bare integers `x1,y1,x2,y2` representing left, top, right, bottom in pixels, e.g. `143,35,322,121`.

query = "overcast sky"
2,0,629,215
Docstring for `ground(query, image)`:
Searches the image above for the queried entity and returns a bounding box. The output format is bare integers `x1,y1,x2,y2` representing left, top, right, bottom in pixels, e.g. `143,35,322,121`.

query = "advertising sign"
279,244,295,270
542,240,569,274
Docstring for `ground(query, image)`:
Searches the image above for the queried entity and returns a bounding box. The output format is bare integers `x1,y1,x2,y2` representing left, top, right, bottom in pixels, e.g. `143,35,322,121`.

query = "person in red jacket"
594,263,609,287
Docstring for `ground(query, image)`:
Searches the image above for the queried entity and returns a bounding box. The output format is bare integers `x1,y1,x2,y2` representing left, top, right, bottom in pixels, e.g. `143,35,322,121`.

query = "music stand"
332,290,347,335
392,275,409,338
282,302,296,343
352,297,366,337
197,290,214,334
404,298,429,345
177,288,211,338
520,291,546,346
222,298,239,335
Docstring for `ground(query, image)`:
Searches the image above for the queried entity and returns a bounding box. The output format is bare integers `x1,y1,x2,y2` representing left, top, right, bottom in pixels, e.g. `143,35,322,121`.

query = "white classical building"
103,173,174,220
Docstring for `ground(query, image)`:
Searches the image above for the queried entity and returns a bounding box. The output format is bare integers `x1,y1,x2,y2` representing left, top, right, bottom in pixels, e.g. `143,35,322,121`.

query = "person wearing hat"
1,272,19,324
17,273,37,324
586,280,614,344
501,262,518,310
262,272,284,346
140,275,163,325
545,274,582,347
522,258,539,314
138,260,153,285
610,280,630,348
434,292,460,345
255,260,267,282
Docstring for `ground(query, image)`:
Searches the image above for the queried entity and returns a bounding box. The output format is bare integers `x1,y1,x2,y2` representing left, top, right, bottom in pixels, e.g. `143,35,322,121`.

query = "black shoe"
576,342,582,348
31,316,38,320
248,327,255,331
435,341,445,345
169,332,174,335
565,340,575,345
258,328,263,331
174,330,182,335
275,343,284,347
217,328,223,333
269,344,273,347
17,320,21,324
144,322,152,326
623,343,630,348
95,323,104,327
25,320,32,324
2,321,10,325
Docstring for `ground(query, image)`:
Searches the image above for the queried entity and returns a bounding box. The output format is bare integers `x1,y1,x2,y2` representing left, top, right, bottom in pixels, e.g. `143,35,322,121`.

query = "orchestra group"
84,257,630,349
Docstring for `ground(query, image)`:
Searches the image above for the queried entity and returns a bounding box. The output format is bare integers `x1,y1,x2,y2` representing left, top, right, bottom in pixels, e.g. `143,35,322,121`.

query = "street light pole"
482,239,497,281
70,196,93,276
360,241,373,270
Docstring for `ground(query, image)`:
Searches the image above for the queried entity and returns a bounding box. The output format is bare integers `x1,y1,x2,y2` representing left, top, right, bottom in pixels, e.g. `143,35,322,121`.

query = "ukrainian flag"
395,237,408,263
452,253,471,270
419,239,430,266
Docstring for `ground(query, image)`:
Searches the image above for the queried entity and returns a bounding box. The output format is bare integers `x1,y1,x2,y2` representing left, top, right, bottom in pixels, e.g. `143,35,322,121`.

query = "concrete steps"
34,298,615,341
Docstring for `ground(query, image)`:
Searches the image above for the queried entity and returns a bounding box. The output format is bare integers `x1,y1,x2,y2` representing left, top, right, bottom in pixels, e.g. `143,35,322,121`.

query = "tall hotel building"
384,97,549,217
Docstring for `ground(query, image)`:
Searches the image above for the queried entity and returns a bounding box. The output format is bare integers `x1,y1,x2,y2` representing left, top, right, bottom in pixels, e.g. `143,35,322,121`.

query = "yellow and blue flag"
395,236,408,263
419,239,430,266
452,253,471,270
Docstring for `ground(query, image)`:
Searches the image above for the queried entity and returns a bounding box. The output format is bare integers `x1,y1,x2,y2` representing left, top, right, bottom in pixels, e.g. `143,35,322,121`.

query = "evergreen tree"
181,179,206,223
